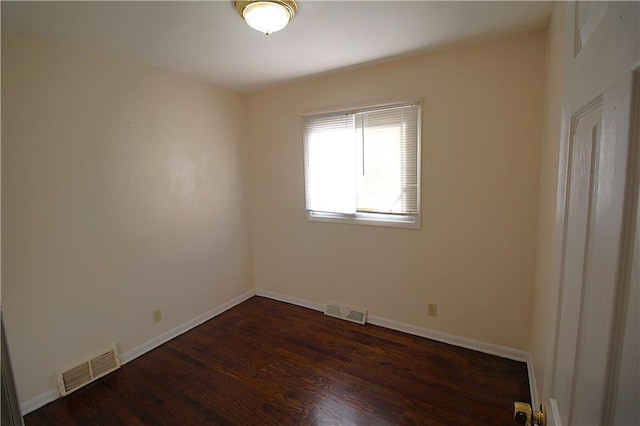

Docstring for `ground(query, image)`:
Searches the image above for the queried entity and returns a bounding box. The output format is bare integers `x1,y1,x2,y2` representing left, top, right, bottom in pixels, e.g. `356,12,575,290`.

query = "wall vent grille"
57,346,120,396
324,302,367,325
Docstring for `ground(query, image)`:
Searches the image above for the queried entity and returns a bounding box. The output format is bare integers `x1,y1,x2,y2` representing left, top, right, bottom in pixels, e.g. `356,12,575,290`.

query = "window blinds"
303,102,420,217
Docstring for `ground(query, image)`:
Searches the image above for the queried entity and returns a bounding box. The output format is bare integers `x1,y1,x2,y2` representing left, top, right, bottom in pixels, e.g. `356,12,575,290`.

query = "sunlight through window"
303,101,421,228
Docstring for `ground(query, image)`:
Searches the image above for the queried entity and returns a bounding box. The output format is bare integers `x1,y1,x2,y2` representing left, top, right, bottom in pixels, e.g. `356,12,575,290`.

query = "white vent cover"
57,346,120,396
324,302,367,325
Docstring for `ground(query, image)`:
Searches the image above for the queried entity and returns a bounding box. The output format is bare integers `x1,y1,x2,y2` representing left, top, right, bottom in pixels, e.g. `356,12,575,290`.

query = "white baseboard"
366,314,529,362
20,388,59,417
20,289,256,416
255,289,325,312
254,289,529,362
119,289,255,364
368,314,536,404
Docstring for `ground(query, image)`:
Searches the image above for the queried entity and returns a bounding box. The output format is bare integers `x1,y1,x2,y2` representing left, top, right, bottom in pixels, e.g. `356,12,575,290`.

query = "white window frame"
303,100,422,229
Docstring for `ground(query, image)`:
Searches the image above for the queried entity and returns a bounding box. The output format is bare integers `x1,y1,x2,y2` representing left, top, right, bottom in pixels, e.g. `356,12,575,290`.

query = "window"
303,101,421,228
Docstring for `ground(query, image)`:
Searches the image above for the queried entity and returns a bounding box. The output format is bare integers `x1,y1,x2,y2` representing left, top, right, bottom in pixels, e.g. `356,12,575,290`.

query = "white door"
550,2,639,426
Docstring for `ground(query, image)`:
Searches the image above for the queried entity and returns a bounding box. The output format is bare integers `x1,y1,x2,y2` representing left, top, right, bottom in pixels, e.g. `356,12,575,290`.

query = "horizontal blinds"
303,102,419,216
356,104,419,214
303,113,356,214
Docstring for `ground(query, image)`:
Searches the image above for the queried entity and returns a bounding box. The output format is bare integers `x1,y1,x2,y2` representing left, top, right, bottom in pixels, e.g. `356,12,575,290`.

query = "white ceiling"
1,1,553,93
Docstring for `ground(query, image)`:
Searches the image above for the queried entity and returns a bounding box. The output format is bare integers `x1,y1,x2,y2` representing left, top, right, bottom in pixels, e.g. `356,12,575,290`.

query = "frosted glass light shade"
237,1,297,35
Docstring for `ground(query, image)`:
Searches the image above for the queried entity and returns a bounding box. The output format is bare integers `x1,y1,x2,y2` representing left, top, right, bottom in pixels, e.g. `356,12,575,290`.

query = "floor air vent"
57,346,120,396
324,302,367,325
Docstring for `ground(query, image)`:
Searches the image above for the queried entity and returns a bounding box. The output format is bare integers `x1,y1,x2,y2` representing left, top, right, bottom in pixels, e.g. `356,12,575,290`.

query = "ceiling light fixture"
236,0,297,35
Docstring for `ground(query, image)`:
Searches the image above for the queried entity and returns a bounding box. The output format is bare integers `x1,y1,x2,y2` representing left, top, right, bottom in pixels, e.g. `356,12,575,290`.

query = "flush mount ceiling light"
236,0,297,35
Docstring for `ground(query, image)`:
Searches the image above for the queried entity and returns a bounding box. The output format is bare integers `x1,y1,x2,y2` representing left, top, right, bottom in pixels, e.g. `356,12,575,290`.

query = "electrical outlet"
153,309,162,324
428,304,437,317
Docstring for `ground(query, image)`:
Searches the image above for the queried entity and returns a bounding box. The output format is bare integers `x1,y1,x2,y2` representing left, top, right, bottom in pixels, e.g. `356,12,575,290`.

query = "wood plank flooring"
24,296,529,425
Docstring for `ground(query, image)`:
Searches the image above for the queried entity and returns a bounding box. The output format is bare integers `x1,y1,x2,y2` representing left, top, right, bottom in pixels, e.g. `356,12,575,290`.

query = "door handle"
513,402,546,426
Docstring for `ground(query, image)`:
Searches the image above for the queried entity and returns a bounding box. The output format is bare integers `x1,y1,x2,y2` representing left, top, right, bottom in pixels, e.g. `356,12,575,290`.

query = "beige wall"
1,30,253,403
530,3,567,402
247,30,546,351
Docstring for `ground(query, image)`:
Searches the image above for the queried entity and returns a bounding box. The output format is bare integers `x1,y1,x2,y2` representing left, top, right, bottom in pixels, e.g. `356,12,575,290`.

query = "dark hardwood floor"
25,296,529,425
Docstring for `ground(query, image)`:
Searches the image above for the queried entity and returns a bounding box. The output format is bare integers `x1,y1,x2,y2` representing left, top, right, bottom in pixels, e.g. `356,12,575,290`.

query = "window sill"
307,211,420,229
